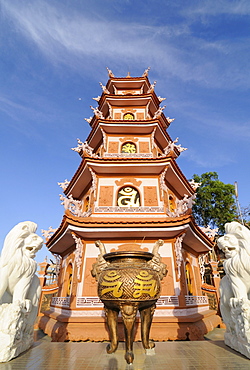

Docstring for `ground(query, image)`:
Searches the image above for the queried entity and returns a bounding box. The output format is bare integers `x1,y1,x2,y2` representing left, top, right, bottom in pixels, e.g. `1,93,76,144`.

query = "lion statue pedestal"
218,221,250,359
0,221,43,362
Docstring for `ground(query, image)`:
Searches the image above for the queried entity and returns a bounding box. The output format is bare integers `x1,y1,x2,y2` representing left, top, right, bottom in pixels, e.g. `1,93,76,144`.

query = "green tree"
191,172,237,234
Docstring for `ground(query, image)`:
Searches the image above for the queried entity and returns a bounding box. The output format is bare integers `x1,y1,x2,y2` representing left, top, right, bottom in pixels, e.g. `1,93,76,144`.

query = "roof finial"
106,67,114,78
126,72,131,78
142,67,150,77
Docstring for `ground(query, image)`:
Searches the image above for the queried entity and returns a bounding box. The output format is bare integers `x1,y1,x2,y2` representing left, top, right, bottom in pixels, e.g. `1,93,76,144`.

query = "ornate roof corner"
106,67,115,78
71,138,98,158
92,96,101,102
58,179,70,191
142,67,151,77
166,194,196,218
158,96,166,102
164,138,187,157
153,105,166,119
166,117,175,124
99,82,110,94
90,105,104,119
189,179,201,190
147,80,157,94
41,226,58,241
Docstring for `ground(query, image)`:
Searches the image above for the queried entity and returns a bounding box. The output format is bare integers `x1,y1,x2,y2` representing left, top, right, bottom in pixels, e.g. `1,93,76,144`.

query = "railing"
156,296,179,306
104,153,153,158
51,295,208,308
51,297,70,307
185,295,208,306
95,206,164,213
76,297,103,307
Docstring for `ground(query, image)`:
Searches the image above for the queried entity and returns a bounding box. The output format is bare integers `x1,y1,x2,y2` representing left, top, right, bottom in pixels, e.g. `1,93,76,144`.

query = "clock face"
123,113,134,120
121,142,137,154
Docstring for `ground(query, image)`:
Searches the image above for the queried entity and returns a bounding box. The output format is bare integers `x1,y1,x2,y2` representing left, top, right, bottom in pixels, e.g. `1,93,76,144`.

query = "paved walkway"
1,329,250,370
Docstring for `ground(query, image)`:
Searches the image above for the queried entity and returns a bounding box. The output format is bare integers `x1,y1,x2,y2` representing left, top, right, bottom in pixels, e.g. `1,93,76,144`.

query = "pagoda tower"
39,68,221,341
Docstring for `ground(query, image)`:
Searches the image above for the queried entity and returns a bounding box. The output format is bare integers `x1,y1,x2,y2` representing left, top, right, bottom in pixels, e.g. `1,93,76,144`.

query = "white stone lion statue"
218,221,250,357
0,221,43,362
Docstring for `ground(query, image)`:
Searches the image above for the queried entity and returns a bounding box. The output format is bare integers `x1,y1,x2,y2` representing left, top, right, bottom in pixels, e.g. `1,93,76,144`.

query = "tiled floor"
1,329,250,370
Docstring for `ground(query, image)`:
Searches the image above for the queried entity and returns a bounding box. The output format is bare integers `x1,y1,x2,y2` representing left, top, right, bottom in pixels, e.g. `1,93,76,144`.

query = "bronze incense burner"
92,240,167,364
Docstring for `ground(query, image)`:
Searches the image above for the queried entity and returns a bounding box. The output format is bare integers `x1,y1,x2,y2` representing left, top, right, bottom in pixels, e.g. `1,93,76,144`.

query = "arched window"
123,113,135,120
117,186,140,207
121,142,137,154
185,263,193,296
168,195,175,212
84,196,90,212
66,263,73,297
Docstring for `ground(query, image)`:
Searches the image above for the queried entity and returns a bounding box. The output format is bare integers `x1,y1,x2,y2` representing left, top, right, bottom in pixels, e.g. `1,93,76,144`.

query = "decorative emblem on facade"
72,233,83,280
58,179,70,190
121,142,137,153
117,186,140,207
174,234,186,279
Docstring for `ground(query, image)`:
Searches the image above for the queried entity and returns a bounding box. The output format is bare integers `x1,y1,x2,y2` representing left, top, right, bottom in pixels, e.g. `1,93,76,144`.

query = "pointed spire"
126,72,131,78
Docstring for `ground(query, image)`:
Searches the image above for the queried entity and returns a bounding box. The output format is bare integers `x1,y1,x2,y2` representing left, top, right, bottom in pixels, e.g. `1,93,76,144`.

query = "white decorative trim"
185,295,208,306
51,297,70,307
156,296,179,306
166,194,196,217
94,206,164,213
198,254,206,284
74,296,179,307
71,138,98,158
72,233,83,280
89,167,97,199
174,234,185,279
41,226,57,240
164,137,187,156
104,153,153,158
100,128,107,152
58,179,70,190
59,194,90,218
76,297,103,307
160,167,168,198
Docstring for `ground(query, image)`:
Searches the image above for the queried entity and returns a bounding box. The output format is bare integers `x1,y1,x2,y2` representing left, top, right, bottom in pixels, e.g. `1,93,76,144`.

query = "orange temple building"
39,68,221,341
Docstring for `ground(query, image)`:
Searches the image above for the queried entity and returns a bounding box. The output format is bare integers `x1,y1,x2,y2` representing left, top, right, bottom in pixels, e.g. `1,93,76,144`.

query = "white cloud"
2,0,250,90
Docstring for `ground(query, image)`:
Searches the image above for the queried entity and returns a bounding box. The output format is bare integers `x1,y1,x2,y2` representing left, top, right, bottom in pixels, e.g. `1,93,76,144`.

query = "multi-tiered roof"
47,69,213,255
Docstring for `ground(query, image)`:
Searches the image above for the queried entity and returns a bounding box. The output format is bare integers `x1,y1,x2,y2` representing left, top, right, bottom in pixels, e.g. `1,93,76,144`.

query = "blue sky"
0,0,250,262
